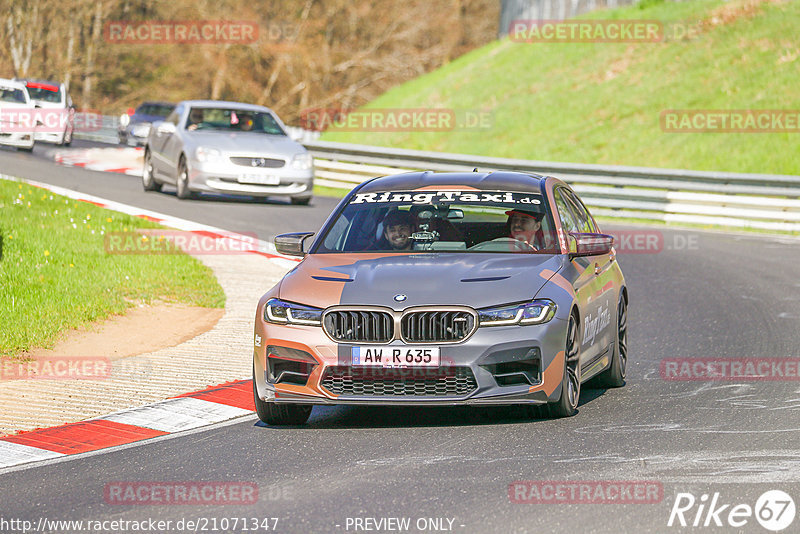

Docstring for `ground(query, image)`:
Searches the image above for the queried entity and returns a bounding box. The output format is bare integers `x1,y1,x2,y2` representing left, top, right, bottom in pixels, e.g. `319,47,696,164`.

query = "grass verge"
0,178,225,359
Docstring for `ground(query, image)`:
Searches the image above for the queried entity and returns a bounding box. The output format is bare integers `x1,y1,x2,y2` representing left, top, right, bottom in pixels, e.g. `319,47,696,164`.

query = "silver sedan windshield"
185,107,285,135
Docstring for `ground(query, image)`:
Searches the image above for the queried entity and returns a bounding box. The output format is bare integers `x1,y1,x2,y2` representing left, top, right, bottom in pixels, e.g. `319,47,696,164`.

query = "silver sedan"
143,100,314,204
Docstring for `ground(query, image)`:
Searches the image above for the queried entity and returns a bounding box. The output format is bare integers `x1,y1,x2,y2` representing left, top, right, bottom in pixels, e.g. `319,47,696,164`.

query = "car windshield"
184,107,286,135
25,85,61,103
315,189,558,254
137,103,174,116
0,88,27,103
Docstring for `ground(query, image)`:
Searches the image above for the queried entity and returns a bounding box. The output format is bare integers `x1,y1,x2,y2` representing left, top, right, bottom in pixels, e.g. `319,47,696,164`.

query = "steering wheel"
468,237,538,252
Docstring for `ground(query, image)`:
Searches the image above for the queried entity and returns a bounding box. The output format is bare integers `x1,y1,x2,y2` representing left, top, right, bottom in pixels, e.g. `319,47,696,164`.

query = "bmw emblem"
393,294,407,302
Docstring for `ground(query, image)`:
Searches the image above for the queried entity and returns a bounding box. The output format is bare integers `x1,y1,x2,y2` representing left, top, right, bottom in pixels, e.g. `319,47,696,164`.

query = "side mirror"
447,208,464,220
274,232,315,257
156,121,176,135
568,232,614,257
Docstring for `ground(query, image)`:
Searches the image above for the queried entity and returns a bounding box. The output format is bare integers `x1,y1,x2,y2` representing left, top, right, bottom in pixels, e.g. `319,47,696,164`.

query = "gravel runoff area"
0,253,292,436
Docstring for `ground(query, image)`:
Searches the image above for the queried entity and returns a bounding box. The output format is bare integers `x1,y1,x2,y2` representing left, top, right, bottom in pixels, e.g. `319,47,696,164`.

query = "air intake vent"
229,156,285,168
320,366,477,397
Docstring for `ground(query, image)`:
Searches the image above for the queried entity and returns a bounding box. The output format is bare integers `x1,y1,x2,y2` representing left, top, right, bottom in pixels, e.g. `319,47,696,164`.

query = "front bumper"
188,160,313,198
34,130,66,144
253,315,568,407
0,130,34,148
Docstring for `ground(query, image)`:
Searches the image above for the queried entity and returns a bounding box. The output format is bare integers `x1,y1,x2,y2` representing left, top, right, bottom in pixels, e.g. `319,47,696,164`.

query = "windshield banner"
350,191,542,205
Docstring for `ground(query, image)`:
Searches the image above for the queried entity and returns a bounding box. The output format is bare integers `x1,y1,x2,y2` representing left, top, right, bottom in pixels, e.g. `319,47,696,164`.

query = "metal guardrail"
305,140,800,232
73,114,119,144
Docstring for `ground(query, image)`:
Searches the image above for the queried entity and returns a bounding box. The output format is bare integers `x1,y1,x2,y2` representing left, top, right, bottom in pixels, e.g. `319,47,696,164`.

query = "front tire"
176,156,193,199
532,312,581,419
142,150,162,192
253,374,312,426
290,196,312,206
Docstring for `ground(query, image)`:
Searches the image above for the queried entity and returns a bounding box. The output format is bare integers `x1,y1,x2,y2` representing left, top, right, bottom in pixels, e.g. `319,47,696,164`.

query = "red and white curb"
1,174,300,269
0,175,300,469
0,379,254,469
53,147,144,176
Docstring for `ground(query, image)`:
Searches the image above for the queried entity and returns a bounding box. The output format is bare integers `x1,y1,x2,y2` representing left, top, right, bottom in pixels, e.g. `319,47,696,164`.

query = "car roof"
0,78,28,90
178,100,274,113
137,101,175,107
356,171,548,194
15,78,63,89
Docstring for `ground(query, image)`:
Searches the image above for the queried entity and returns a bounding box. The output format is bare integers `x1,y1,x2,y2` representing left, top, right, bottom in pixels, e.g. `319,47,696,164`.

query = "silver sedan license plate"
351,346,440,367
238,173,280,185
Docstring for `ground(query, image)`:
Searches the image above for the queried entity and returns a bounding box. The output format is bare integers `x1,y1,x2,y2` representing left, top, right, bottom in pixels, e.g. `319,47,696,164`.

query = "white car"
0,78,36,152
16,79,74,146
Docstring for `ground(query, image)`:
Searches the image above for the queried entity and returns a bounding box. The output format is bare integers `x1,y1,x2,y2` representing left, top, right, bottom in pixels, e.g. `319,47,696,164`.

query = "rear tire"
142,150,162,192
290,196,312,206
253,372,312,426
593,294,627,388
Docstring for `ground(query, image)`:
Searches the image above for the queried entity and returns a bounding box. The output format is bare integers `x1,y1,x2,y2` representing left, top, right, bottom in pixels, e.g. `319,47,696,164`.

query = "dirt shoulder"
18,303,223,362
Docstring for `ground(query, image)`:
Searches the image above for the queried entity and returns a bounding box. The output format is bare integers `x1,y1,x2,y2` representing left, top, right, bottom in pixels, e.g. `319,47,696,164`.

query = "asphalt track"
1,142,800,533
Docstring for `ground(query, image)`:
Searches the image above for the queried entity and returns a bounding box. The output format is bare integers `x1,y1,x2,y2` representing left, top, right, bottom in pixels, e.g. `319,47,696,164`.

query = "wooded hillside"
0,0,498,122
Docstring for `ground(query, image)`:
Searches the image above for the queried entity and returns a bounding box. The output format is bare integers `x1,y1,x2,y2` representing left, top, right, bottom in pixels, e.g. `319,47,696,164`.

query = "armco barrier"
304,140,800,232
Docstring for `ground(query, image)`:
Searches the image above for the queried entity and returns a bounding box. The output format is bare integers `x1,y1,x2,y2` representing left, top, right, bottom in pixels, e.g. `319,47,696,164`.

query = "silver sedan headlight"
291,152,313,170
478,299,556,326
195,146,225,163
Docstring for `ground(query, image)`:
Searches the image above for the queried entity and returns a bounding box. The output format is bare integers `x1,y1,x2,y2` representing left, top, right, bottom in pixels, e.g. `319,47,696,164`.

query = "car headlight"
264,298,323,326
195,146,225,163
291,152,313,170
478,299,556,326
131,123,151,137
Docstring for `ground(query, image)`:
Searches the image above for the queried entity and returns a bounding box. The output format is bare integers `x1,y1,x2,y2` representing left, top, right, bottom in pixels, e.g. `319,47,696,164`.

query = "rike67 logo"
668,490,796,531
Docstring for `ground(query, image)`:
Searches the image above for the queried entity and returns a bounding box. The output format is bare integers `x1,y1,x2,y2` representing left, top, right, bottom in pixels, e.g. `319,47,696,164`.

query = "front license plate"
238,174,280,185
352,346,440,367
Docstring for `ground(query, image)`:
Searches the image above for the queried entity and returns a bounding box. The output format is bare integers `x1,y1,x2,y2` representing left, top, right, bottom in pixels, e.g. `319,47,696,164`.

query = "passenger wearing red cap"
505,209,543,249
